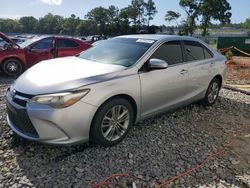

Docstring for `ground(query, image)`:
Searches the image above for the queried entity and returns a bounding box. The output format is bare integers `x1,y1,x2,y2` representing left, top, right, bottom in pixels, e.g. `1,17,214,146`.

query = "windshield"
0,38,8,48
19,36,46,48
79,38,156,67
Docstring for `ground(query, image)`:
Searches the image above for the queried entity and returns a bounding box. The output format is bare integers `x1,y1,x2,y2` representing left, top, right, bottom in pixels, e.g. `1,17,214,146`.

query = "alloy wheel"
6,61,18,73
101,105,130,141
207,82,219,104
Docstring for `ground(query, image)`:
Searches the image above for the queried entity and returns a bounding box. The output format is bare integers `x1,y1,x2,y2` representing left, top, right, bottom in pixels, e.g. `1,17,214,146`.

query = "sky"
0,0,249,25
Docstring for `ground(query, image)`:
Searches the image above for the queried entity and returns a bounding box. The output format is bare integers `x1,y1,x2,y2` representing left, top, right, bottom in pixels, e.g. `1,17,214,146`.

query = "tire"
90,98,134,147
201,78,221,106
2,58,24,77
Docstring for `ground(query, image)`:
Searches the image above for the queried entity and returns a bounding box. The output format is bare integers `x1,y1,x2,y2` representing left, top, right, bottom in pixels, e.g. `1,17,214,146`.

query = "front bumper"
6,90,98,145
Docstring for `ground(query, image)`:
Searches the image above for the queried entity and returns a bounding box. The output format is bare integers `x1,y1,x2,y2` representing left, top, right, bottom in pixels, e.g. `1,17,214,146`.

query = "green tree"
145,0,157,27
179,0,201,36
165,10,181,35
0,19,21,33
118,7,133,34
179,20,189,35
200,0,232,36
242,18,250,29
53,15,64,34
61,14,80,35
108,5,119,22
165,11,181,27
76,20,98,35
37,13,63,34
19,16,38,33
131,0,146,27
107,6,120,35
0,1,159,36
85,7,110,34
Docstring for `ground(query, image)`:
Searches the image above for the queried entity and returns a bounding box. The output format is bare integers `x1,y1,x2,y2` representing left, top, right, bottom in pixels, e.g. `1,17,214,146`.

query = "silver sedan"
6,35,227,146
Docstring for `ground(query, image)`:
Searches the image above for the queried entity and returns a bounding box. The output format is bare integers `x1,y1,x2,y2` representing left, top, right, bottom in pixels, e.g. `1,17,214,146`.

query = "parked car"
10,37,27,44
6,35,227,146
0,32,92,76
84,35,107,44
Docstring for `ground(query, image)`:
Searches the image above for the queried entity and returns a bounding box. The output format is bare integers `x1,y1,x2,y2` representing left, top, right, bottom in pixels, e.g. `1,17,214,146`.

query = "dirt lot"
226,56,250,85
0,60,249,187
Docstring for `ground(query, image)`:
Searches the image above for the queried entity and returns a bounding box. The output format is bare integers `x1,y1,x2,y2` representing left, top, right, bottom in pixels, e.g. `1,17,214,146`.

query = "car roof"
117,34,199,41
115,34,216,54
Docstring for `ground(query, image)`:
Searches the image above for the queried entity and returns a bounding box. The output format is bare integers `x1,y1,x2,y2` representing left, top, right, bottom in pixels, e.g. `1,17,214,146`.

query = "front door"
139,40,189,118
25,37,56,67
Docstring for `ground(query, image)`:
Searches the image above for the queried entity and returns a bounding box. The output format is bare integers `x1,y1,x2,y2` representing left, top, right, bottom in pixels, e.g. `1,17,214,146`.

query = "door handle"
180,69,188,75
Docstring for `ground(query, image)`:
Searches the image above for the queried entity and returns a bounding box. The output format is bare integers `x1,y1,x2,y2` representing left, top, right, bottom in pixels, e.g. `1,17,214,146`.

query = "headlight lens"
30,89,90,108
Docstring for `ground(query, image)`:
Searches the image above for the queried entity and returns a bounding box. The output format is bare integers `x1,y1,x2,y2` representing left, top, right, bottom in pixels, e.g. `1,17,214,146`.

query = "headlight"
30,89,90,108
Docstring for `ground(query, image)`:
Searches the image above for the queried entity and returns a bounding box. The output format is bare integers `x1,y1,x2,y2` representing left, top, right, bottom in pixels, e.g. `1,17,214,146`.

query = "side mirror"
148,58,168,70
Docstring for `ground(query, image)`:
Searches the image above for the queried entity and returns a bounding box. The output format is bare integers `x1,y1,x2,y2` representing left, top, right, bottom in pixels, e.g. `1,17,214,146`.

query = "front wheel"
90,98,134,146
201,78,221,106
2,58,24,77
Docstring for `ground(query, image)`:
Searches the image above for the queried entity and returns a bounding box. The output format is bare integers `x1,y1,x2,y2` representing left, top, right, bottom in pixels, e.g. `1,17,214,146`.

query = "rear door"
139,40,190,117
183,40,214,98
25,37,55,67
56,38,81,57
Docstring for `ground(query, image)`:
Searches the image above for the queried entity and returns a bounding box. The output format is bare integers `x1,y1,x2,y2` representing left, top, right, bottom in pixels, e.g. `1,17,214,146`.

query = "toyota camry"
6,35,227,146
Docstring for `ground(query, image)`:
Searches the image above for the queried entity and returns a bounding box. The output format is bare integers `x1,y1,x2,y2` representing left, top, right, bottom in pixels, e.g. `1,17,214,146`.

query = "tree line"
0,0,157,36
1,0,247,37
165,0,232,36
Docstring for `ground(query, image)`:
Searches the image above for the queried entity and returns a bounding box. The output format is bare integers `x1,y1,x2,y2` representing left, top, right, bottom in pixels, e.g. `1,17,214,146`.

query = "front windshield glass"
79,38,156,67
19,36,45,48
0,38,8,48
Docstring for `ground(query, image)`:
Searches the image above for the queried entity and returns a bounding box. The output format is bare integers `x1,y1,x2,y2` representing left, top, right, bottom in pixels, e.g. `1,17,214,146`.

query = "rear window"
58,38,79,48
203,46,213,59
184,40,204,61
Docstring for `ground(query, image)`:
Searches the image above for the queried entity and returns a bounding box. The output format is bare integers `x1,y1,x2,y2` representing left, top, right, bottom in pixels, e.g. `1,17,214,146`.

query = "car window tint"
32,38,53,50
184,41,205,61
79,38,155,67
151,41,183,65
58,38,79,48
203,46,213,59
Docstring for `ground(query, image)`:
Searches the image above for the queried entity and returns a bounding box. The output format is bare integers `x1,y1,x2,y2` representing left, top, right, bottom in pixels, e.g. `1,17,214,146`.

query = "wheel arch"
94,94,138,122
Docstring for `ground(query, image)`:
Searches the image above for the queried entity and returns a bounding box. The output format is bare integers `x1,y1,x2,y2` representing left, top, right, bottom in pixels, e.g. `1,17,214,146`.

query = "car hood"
0,32,19,47
14,56,126,95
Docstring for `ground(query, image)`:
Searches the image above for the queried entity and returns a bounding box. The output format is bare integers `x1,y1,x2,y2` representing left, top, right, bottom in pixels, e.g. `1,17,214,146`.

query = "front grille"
13,98,27,107
12,91,34,107
7,101,39,138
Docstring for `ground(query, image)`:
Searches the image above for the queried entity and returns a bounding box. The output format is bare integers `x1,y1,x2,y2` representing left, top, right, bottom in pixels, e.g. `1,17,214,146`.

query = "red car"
0,32,92,76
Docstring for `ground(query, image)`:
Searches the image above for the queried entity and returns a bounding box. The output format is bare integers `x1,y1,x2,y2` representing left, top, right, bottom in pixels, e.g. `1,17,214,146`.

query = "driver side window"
151,41,183,65
32,37,54,50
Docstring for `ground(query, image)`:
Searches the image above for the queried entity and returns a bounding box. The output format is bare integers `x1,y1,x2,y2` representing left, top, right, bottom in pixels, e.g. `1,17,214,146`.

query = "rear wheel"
90,98,134,146
2,58,24,77
201,78,221,106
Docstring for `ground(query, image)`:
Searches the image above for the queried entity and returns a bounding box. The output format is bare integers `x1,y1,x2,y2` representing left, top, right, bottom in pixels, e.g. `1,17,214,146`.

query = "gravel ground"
0,80,249,188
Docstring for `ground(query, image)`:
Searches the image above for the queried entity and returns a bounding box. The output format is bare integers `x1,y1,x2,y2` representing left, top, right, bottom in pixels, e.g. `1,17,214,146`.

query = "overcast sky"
0,0,249,25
